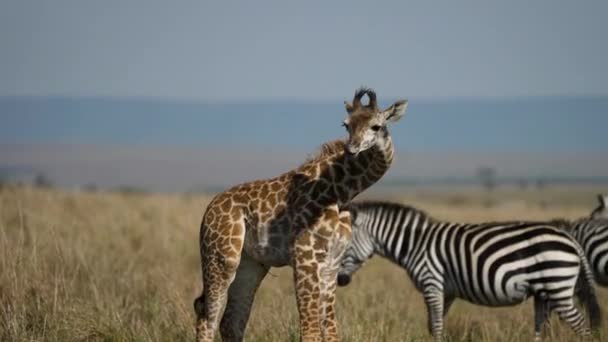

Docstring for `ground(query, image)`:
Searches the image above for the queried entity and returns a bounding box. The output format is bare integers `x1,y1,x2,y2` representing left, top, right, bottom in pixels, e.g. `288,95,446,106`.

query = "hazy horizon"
3,142,608,192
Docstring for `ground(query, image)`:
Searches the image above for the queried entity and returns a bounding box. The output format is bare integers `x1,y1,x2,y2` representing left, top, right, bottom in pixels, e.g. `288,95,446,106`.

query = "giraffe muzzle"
346,145,361,156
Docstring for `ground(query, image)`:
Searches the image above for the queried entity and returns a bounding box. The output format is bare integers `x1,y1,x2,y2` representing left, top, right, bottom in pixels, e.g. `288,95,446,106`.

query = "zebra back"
341,201,587,305
339,200,601,339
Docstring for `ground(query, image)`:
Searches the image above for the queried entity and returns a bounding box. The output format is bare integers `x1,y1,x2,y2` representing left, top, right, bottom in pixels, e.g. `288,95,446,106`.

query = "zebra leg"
552,298,590,337
423,287,446,341
219,255,269,342
533,293,550,342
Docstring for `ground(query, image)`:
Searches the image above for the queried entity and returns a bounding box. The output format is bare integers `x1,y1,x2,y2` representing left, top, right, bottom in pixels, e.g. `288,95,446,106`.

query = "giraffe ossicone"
194,88,408,342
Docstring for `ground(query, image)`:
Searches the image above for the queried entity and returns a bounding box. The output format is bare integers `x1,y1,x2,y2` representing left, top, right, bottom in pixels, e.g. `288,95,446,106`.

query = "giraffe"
194,88,408,342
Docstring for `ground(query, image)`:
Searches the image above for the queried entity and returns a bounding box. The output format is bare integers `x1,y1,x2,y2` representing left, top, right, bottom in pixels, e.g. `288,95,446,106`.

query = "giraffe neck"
339,129,394,203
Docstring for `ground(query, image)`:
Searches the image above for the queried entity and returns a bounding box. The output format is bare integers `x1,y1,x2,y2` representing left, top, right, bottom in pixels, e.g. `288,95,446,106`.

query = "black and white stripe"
337,201,601,341
563,194,608,286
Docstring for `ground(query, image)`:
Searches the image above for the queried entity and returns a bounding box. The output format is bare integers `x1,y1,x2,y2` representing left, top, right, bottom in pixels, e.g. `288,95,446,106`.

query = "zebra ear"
345,205,358,223
591,194,608,219
599,194,608,208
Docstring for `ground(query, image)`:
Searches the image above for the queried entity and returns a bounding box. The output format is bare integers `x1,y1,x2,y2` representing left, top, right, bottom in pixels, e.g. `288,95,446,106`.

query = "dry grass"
1,185,607,341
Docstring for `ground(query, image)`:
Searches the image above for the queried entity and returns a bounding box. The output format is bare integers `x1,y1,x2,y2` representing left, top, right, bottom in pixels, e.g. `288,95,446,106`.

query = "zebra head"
337,207,375,286
342,87,408,155
590,194,608,219
336,250,365,287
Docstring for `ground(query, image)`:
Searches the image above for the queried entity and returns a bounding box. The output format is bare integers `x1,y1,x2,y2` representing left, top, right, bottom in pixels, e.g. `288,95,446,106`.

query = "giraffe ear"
381,100,408,122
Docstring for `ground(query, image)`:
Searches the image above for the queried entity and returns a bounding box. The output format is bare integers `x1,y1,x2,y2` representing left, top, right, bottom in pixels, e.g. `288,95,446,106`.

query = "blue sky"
1,0,607,100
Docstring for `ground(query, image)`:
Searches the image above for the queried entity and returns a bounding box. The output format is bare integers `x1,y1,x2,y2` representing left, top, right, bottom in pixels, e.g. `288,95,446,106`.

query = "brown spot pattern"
195,88,402,342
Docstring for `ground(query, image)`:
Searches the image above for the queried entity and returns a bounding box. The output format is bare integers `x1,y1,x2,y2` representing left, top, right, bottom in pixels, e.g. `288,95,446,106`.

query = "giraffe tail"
195,218,209,320
194,292,206,318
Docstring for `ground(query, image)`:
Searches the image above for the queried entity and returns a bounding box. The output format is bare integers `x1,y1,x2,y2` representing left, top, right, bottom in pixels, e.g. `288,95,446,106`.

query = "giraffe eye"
371,125,382,131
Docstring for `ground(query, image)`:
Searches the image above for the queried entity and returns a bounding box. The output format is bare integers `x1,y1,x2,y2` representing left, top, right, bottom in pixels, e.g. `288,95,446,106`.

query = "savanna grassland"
1,185,608,341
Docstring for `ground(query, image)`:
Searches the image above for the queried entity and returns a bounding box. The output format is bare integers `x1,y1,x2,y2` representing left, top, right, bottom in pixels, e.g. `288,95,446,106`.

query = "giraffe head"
591,194,608,219
342,88,408,155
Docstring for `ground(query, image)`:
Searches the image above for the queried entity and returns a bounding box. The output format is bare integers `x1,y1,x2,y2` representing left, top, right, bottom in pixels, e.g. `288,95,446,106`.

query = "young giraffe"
194,88,408,342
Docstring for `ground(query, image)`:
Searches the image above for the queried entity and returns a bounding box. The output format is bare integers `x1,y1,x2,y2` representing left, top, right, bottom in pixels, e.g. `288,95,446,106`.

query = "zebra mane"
576,217,608,226
548,218,573,230
349,201,577,228
348,200,434,222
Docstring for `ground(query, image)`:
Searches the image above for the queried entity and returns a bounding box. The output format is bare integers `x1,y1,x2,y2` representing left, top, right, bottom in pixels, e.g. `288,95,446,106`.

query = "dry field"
1,185,608,341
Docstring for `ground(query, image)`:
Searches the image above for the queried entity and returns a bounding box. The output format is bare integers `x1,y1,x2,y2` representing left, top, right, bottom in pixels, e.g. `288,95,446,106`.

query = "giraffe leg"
219,255,269,342
194,256,236,342
423,286,446,342
319,210,351,342
293,230,324,342
195,221,245,342
319,271,339,342
293,205,348,342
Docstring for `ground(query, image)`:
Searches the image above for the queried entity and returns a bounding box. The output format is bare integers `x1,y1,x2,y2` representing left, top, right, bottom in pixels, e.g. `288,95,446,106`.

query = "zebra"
561,194,608,286
590,194,608,219
337,201,601,341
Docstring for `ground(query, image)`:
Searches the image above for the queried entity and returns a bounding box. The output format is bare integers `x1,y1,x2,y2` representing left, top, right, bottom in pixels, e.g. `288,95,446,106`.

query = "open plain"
2,185,607,341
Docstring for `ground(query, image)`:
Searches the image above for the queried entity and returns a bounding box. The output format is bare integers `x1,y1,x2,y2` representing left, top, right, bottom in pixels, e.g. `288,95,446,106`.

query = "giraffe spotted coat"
194,88,408,342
